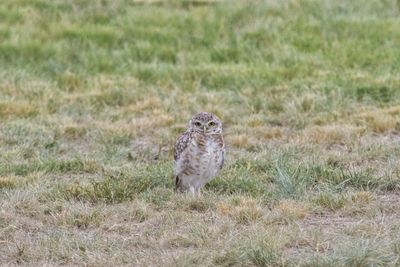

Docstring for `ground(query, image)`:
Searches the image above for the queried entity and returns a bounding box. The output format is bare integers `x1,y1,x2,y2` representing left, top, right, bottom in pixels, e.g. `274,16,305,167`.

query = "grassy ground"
1,0,400,265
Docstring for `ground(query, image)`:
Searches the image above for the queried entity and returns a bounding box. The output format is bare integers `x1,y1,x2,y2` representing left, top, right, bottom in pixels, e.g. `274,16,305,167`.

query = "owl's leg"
175,176,181,192
196,187,202,197
188,185,196,196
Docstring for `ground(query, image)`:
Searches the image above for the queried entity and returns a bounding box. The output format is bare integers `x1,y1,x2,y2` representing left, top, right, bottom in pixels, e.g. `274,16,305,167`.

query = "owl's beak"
203,126,207,133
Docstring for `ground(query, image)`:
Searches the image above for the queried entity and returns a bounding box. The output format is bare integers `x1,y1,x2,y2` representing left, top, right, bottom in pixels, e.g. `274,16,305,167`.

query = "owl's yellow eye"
208,121,216,127
194,122,202,127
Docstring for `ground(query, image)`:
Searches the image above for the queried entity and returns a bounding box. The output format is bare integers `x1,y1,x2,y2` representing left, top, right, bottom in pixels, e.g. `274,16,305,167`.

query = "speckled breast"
189,133,223,180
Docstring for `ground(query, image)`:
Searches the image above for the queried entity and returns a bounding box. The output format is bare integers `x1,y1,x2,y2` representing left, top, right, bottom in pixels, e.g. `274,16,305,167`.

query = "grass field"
1,0,400,265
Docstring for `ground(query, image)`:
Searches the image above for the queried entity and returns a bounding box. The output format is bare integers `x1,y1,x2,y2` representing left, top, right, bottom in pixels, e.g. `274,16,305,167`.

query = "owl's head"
189,112,222,135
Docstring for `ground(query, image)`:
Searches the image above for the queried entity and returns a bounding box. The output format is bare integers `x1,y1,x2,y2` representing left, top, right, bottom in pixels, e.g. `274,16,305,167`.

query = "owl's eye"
208,121,216,127
194,122,202,127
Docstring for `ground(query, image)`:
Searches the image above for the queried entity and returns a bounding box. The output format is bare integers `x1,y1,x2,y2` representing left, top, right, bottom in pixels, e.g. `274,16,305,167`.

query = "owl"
174,112,225,195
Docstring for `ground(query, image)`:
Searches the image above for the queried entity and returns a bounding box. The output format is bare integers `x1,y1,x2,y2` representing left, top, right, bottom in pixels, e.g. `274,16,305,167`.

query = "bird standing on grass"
174,112,225,195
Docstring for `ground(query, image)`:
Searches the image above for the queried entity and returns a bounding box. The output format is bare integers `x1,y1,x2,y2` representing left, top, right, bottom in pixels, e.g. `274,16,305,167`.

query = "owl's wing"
217,134,225,170
219,150,225,170
174,130,191,161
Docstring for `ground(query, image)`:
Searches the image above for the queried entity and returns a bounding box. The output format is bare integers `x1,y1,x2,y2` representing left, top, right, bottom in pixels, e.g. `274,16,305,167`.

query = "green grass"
1,0,400,265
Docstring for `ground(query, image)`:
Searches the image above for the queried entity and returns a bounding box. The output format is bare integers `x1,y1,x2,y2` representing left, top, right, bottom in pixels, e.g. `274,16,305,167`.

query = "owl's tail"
175,176,182,192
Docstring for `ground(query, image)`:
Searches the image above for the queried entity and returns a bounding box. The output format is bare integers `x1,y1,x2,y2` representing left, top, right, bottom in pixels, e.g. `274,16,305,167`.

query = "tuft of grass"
0,177,18,189
215,236,284,267
339,240,399,267
242,242,282,267
217,196,263,224
355,86,396,104
0,102,38,119
0,173,39,189
350,191,375,204
274,199,310,221
56,72,86,92
273,161,316,199
238,237,284,267
358,110,398,133
313,192,348,211
63,207,104,229
62,124,88,139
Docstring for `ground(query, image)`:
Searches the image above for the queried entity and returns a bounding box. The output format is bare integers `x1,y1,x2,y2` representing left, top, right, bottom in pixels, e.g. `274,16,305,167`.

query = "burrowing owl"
174,112,225,195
